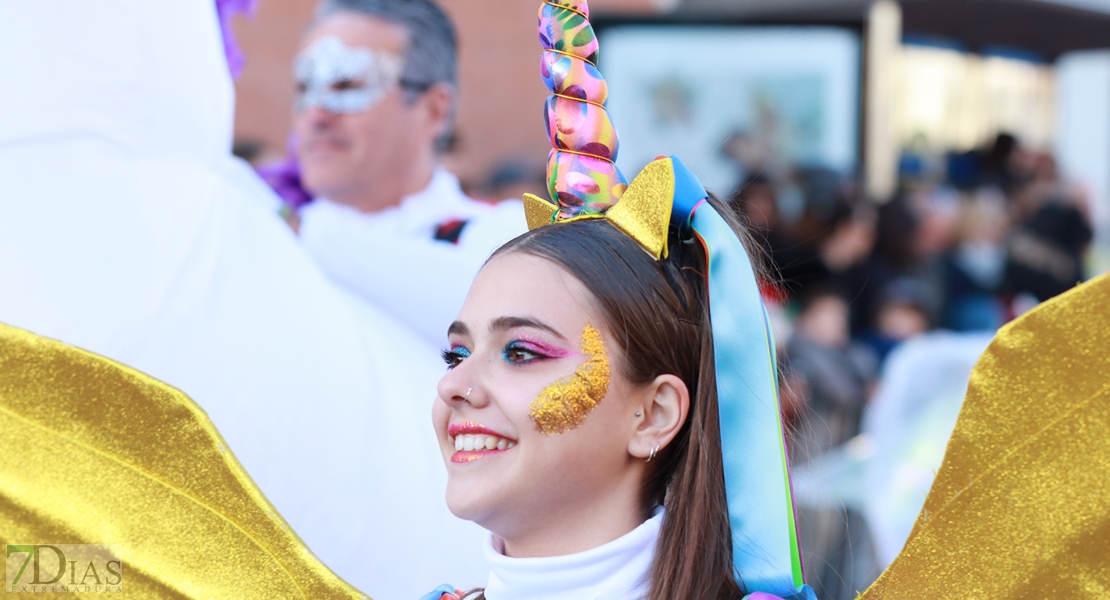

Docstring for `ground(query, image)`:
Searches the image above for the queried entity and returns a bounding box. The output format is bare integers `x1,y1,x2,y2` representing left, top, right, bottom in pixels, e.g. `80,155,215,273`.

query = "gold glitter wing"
0,323,368,599
860,271,1110,598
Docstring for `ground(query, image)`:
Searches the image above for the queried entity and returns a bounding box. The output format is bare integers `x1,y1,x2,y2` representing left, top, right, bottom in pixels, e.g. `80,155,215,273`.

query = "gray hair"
316,0,458,150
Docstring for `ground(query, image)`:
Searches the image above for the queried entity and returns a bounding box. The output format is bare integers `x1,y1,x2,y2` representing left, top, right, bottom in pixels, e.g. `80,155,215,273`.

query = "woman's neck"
498,483,649,558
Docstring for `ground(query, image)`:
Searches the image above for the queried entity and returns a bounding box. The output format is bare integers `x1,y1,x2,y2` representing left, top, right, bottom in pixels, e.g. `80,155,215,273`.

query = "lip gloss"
451,448,508,463
448,422,517,463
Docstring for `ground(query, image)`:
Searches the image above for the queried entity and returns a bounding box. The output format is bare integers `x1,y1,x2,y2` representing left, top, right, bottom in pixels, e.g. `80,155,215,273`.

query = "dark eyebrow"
490,316,567,341
447,321,469,337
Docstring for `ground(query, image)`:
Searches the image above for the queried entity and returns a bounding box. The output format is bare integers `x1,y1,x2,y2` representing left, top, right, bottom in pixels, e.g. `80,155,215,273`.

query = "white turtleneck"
481,508,664,600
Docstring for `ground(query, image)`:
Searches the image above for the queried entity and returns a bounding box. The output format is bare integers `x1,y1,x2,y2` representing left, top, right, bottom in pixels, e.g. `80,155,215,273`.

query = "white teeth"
452,432,517,453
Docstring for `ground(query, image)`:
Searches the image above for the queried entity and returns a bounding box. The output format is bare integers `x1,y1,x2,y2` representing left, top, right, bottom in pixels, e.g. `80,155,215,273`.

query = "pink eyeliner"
513,336,572,358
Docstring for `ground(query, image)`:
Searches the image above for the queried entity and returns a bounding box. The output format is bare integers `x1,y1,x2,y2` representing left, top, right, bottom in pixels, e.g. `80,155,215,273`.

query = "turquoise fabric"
670,156,805,596
418,584,457,600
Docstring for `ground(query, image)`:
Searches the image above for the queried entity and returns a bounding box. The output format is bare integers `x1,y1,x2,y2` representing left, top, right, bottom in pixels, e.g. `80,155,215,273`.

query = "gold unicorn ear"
523,193,558,230
523,158,678,260
605,158,676,260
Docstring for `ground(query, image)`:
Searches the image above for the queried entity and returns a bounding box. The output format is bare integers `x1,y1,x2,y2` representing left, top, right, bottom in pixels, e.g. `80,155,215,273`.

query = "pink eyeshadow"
514,336,572,358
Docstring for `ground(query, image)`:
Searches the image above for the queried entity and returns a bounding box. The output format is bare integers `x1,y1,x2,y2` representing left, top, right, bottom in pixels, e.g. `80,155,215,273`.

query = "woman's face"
433,252,644,551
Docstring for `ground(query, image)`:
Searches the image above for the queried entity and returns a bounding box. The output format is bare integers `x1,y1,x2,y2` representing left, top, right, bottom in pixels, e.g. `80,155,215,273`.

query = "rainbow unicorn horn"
532,0,627,221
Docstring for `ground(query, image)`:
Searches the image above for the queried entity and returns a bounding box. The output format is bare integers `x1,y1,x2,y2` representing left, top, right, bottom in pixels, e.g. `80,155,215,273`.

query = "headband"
522,2,812,597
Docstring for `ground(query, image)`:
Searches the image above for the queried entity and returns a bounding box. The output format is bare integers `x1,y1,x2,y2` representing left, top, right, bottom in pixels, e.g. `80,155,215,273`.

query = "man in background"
290,0,524,344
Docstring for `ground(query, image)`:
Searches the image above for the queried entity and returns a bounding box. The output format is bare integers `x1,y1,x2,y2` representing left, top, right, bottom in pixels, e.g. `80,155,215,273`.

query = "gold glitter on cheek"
528,324,611,435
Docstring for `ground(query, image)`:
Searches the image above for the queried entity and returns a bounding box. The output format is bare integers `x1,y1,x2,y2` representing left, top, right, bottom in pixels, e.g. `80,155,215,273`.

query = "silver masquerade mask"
294,36,405,114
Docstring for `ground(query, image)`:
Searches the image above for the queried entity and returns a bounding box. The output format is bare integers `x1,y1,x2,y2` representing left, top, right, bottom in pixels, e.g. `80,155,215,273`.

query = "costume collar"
397,168,469,214
306,168,476,234
482,507,663,600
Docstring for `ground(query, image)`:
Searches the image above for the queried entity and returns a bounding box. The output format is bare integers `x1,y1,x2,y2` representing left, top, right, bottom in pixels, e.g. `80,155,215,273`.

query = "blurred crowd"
252,117,1095,597
724,131,1094,599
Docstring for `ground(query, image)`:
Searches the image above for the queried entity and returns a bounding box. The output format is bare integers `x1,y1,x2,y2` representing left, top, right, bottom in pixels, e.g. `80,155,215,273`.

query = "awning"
675,0,1110,60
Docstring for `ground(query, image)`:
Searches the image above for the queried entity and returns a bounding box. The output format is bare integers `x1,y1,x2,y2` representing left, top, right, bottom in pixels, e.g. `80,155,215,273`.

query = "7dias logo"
5,545,122,593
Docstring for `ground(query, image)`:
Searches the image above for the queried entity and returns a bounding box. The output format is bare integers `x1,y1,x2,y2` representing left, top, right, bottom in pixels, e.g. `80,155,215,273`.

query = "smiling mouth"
449,430,517,463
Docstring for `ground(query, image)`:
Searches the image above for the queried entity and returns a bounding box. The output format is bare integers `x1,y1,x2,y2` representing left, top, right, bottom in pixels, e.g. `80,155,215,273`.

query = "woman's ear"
629,374,690,460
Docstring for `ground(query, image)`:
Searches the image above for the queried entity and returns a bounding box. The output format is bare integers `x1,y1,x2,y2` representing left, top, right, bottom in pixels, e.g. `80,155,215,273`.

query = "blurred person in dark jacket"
860,278,933,365
783,283,879,600
1001,194,1093,305
784,284,877,463
773,196,876,309
941,188,1010,331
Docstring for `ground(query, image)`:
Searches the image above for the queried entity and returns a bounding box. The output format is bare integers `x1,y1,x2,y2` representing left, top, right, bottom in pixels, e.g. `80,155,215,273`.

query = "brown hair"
490,194,757,599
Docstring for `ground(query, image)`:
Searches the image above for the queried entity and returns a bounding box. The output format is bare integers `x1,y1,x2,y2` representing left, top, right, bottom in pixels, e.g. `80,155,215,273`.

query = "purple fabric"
256,134,315,210
215,0,258,79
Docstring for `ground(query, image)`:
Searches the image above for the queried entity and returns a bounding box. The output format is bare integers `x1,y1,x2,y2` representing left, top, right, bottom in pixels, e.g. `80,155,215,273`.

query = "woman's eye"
440,347,470,369
503,344,542,364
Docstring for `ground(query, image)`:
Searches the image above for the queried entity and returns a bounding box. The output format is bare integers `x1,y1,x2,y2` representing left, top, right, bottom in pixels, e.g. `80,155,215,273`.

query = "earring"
646,444,659,463
635,411,642,417
465,387,472,399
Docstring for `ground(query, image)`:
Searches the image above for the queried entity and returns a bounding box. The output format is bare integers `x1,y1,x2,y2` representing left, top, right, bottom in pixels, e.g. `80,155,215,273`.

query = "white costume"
861,331,993,567
0,3,484,598
480,509,663,600
298,170,526,344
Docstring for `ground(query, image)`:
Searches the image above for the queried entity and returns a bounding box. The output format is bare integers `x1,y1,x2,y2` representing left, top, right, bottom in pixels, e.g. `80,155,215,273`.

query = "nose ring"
465,387,472,399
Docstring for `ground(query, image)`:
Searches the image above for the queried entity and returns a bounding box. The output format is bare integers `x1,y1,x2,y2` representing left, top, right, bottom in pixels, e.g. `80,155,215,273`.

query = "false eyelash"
441,348,469,369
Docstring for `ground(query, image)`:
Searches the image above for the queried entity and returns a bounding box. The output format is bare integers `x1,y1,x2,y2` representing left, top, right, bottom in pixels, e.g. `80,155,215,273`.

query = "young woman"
428,201,792,599
422,2,812,598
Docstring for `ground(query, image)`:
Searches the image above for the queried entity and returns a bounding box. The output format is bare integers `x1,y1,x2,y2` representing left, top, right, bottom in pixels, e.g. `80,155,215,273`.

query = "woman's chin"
446,474,508,525
445,489,494,525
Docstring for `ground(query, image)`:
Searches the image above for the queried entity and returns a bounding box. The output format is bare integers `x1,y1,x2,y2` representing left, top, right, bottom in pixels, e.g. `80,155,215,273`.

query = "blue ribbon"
668,156,809,598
